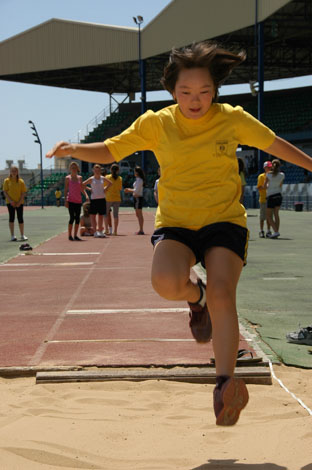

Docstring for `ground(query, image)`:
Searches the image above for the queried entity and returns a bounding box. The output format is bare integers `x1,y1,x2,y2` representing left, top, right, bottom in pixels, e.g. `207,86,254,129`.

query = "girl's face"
10,168,18,178
70,164,79,174
93,166,101,175
173,67,215,120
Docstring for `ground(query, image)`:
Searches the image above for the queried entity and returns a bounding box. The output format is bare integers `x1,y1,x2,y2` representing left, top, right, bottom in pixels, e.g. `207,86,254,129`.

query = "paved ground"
0,207,255,371
236,209,312,368
1,205,311,370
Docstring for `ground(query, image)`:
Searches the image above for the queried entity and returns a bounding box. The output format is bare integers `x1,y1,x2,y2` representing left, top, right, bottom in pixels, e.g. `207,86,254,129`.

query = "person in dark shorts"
3,165,28,241
64,162,88,241
83,164,112,237
265,159,285,239
47,41,312,426
124,166,145,235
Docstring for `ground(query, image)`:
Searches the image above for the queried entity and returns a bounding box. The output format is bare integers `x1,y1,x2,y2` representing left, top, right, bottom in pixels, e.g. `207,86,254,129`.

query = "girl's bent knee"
151,273,185,300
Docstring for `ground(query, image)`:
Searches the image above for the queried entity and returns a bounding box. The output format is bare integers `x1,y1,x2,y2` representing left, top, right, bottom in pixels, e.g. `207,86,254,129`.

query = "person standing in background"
105,163,123,236
265,159,285,239
124,166,145,235
55,187,62,207
83,164,112,237
257,161,272,238
3,165,28,241
64,161,88,241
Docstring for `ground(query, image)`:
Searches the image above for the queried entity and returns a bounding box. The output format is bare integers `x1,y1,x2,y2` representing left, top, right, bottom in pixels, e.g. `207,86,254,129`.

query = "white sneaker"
11,235,17,241
21,235,28,241
266,231,272,238
99,231,107,238
269,231,280,239
94,231,101,238
109,227,113,235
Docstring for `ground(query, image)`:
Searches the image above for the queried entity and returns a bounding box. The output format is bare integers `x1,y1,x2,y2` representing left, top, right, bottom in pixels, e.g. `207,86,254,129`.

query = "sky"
1,0,312,171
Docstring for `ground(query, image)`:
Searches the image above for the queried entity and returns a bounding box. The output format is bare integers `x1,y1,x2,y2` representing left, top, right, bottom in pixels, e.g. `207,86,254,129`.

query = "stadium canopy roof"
0,0,311,94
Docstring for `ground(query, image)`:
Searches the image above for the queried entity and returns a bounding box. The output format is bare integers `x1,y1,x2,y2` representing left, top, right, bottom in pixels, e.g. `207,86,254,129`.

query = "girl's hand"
46,141,74,158
65,201,69,208
124,188,131,193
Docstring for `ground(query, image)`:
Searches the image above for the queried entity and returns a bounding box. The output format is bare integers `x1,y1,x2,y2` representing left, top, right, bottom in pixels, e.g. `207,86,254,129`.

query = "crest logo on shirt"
215,140,229,156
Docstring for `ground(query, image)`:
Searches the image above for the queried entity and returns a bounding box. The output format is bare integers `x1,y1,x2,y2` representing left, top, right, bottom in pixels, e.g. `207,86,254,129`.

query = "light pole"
133,15,146,170
28,120,44,209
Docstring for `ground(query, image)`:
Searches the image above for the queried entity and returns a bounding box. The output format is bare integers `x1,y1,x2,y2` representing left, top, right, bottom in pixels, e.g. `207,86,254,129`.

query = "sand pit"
0,364,311,469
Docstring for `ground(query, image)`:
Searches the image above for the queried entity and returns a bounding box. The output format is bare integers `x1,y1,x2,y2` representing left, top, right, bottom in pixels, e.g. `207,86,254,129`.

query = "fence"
243,184,312,211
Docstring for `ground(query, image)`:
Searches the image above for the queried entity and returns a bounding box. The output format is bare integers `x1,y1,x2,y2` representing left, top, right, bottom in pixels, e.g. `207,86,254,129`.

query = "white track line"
23,252,100,256
29,239,112,365
269,361,312,417
263,277,298,281
46,338,194,344
1,262,94,267
67,308,189,315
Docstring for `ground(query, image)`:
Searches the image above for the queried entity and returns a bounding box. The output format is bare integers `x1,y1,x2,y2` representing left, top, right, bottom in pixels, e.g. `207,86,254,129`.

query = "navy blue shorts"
151,222,249,267
267,193,282,209
134,196,144,210
90,198,107,215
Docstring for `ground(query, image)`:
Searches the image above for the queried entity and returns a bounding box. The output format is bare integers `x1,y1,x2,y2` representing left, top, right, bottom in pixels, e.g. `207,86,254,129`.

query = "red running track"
0,211,255,369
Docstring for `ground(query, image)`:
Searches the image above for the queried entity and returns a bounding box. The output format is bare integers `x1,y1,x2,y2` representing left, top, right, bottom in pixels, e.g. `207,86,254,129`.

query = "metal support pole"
28,120,44,209
138,22,146,170
39,142,44,209
257,20,265,172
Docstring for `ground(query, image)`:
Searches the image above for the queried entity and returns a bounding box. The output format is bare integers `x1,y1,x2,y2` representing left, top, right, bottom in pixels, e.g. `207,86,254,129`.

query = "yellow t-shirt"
105,103,275,230
55,190,62,199
3,177,27,204
105,174,123,202
257,173,267,203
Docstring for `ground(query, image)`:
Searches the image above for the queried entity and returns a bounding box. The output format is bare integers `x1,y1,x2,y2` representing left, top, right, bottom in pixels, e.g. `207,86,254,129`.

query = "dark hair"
161,41,246,102
271,159,281,176
111,163,119,180
134,166,146,185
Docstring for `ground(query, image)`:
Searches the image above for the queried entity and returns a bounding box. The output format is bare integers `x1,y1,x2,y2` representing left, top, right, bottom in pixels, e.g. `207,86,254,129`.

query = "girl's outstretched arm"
264,136,312,171
46,141,115,165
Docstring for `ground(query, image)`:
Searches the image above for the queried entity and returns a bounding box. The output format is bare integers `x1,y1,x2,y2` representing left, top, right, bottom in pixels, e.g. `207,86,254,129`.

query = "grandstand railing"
243,183,312,211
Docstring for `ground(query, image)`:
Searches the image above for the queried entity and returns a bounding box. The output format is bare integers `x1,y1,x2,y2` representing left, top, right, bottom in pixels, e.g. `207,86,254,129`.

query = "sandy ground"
0,365,312,470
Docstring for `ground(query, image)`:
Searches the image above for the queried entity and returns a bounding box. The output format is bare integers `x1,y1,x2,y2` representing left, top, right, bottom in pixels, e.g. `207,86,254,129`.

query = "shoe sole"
287,338,312,345
216,378,249,426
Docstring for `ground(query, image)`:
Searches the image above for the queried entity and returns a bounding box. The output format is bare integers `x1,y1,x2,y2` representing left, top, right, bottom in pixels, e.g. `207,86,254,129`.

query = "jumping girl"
47,41,312,426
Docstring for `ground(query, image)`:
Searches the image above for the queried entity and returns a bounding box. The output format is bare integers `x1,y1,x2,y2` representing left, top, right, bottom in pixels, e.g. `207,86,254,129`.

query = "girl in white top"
83,164,112,237
265,159,285,238
124,166,145,234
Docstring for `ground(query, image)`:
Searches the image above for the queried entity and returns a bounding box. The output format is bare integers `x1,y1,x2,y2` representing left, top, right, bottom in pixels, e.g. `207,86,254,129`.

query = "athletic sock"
197,282,207,307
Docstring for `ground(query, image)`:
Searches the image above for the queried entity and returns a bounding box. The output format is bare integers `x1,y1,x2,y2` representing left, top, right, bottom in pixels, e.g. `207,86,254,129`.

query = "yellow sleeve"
104,110,159,162
234,106,276,150
257,174,264,188
3,178,9,192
